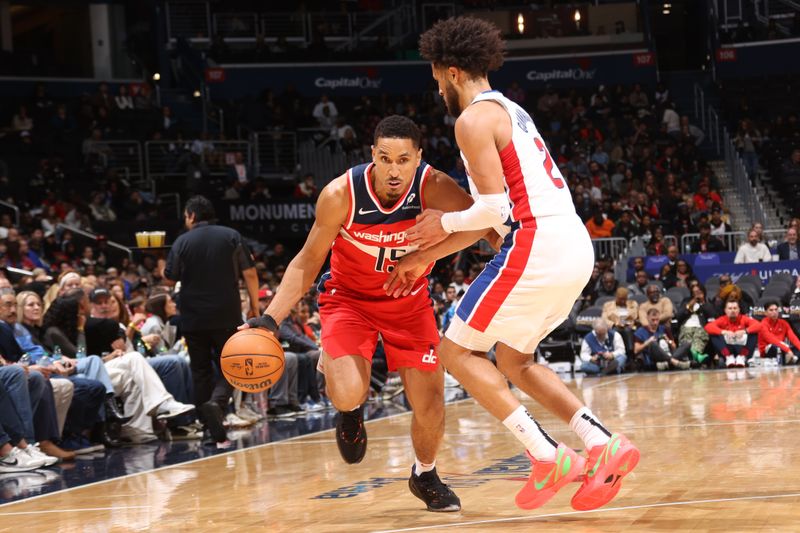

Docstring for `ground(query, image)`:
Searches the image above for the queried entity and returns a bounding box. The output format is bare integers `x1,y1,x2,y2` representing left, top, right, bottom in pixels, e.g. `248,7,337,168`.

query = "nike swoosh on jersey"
358,208,378,215
410,284,425,296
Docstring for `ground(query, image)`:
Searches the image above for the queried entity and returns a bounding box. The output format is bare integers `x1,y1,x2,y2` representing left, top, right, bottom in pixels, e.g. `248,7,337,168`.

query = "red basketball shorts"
318,289,441,372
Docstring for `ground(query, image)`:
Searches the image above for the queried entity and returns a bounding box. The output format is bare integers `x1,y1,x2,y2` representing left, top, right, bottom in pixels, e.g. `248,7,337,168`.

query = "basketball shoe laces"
339,409,365,443
411,469,459,508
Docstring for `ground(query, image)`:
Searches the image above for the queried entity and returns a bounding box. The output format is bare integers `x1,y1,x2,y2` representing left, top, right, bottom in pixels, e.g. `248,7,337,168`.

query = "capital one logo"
422,348,437,365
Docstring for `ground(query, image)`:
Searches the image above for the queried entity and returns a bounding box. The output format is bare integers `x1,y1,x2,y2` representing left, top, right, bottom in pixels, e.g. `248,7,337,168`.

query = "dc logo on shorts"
421,348,437,365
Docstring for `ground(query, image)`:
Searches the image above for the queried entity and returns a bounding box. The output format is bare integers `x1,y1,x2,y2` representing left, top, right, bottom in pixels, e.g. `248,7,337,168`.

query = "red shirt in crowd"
693,191,723,212
705,315,761,335
758,317,800,354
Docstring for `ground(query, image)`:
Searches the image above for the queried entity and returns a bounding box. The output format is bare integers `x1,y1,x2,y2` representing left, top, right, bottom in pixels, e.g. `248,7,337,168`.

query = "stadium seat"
575,306,603,334
631,294,648,305
666,286,690,306
595,295,615,308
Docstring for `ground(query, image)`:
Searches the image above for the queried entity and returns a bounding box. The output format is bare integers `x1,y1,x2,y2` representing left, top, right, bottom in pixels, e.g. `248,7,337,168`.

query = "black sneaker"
199,401,227,443
335,405,367,464
408,466,461,512
266,405,296,419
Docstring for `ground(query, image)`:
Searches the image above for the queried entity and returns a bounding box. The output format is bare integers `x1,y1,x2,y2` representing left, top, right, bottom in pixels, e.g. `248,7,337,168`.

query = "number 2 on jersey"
533,137,565,189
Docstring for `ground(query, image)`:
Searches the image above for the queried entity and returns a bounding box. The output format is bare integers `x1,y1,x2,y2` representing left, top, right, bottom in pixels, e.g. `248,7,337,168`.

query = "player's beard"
443,80,461,118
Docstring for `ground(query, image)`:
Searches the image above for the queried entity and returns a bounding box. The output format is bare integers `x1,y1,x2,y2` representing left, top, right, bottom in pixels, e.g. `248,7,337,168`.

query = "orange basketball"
221,328,285,393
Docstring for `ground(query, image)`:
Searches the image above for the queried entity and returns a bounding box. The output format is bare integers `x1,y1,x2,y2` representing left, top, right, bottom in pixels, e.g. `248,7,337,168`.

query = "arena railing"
56,223,133,262
253,131,297,177
762,228,791,249
680,231,746,253
591,237,628,263
145,140,252,178
85,140,144,184
694,82,768,226
0,200,20,226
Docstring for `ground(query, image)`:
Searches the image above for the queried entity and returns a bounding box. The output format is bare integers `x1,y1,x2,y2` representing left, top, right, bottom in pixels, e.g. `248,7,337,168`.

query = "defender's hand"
384,251,429,298
407,210,448,250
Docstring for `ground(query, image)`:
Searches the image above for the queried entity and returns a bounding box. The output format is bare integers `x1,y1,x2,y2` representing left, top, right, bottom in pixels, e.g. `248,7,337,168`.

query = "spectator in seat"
663,259,694,290
601,287,638,355
709,207,731,236
580,318,626,376
777,227,800,261
705,300,760,368
691,222,725,253
596,271,619,299
675,284,715,366
758,301,800,365
585,210,615,239
693,181,723,214
627,269,651,297
279,302,322,412
226,152,252,185
312,94,338,127
734,229,772,263
781,149,800,185
638,284,674,327
89,192,116,222
613,209,637,240
294,174,318,199
634,308,690,371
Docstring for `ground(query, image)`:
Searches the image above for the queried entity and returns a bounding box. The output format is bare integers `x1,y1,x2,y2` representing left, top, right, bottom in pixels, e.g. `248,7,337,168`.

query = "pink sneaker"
515,443,585,510
571,433,640,511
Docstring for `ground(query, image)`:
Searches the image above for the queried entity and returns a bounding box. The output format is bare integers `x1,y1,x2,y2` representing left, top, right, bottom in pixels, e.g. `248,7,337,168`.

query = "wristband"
247,314,279,334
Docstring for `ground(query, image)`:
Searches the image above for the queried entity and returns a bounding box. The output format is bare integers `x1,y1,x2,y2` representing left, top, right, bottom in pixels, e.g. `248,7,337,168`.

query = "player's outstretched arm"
385,169,502,297
241,176,348,332
407,105,509,250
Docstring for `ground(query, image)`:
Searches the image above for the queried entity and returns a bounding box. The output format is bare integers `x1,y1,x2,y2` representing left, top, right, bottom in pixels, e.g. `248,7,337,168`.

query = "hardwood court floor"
3,367,800,532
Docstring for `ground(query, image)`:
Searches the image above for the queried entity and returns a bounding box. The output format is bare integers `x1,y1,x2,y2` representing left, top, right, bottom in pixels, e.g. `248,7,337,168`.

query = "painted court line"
371,492,800,532
0,505,151,516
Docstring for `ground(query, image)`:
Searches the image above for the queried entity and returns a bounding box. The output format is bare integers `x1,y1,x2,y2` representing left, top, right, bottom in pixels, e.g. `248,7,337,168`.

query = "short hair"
419,16,505,78
593,318,608,331
764,300,780,309
184,195,216,222
646,284,661,294
373,115,422,149
615,287,629,299
647,308,661,317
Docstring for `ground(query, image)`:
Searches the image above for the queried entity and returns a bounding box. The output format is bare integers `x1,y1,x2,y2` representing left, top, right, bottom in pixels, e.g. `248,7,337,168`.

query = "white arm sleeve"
440,193,510,233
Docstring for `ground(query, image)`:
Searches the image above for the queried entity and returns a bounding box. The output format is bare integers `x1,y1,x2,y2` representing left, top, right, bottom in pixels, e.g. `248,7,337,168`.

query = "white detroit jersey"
461,90,577,226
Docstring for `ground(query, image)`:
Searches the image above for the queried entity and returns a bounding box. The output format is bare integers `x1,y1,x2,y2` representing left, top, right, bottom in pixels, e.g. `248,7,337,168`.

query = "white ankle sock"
569,406,612,450
502,405,557,461
414,457,435,475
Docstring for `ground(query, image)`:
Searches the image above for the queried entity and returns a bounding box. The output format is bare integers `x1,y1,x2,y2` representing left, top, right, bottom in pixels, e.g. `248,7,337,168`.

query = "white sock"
569,407,612,450
414,457,435,476
502,405,557,461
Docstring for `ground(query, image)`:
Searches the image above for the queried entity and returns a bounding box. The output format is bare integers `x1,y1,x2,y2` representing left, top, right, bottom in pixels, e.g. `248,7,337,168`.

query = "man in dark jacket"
777,227,799,261
279,301,322,411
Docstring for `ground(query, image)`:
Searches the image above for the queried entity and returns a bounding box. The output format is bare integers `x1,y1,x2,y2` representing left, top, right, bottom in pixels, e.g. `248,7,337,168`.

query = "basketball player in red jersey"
243,115,499,512
385,17,640,511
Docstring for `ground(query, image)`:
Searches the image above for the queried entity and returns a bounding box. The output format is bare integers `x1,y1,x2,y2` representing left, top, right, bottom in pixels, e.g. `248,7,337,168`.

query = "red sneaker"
571,433,640,511
515,443,585,510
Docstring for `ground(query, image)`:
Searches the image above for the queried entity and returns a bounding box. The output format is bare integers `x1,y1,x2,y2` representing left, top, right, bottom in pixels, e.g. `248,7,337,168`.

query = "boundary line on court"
0,397,474,511
371,492,800,532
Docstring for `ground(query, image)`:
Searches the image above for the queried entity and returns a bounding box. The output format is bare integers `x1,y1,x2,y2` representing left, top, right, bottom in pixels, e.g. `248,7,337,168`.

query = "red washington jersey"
319,161,434,300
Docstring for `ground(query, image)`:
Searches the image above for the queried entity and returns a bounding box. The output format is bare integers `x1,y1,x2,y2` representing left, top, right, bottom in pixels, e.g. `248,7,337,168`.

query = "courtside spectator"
758,301,800,365
705,300,761,368
601,287,638,355
634,308,690,371
638,284,674,326
580,318,626,376
675,284,715,366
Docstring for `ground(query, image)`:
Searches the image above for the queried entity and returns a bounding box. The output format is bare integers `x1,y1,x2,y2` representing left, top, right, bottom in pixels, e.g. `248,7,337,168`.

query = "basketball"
220,328,285,393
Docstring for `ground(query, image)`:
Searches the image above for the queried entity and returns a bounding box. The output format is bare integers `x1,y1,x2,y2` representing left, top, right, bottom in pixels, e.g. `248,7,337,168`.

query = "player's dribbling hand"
239,314,279,335
407,209,448,250
383,251,428,298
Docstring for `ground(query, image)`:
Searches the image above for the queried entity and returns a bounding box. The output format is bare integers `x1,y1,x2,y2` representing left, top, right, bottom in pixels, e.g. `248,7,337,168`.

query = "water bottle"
136,339,146,355
53,345,63,360
18,353,31,367
38,354,53,367
75,344,86,359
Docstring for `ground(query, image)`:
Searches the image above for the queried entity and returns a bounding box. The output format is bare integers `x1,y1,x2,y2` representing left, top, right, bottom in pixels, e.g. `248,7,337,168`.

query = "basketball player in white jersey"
385,16,640,511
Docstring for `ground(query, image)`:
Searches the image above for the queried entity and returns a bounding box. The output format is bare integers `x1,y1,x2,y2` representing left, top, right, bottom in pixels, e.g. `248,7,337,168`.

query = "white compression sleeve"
440,193,510,233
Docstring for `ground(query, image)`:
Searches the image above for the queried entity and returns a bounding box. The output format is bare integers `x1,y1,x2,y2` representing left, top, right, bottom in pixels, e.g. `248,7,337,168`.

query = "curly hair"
42,292,82,345
419,16,505,78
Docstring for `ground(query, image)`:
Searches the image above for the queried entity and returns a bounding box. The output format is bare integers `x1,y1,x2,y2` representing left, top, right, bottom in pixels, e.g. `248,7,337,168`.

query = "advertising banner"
217,199,316,242
693,259,800,285
217,51,657,98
